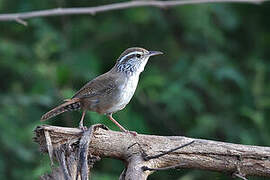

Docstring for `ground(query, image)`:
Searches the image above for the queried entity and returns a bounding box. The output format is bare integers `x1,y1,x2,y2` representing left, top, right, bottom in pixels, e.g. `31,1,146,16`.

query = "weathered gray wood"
34,124,270,179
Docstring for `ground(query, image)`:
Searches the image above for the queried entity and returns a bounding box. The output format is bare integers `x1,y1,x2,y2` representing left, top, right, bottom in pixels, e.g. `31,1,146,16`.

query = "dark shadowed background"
0,1,270,179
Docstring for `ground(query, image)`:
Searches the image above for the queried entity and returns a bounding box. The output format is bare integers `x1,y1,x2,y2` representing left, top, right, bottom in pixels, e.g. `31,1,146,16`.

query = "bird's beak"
148,51,163,57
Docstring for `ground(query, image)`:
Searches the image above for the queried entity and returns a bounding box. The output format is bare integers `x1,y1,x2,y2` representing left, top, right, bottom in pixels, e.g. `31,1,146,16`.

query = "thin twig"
144,140,195,161
233,165,248,180
0,0,265,24
142,163,186,171
15,18,28,26
234,173,248,180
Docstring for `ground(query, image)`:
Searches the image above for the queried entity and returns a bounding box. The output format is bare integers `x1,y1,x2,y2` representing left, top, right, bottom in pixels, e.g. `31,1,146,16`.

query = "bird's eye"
136,54,141,58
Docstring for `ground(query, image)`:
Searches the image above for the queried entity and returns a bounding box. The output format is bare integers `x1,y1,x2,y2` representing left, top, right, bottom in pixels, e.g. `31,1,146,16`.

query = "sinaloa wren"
41,47,163,135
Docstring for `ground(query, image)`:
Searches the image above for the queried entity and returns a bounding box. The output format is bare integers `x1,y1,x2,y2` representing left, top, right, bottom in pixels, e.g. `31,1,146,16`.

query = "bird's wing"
72,72,118,99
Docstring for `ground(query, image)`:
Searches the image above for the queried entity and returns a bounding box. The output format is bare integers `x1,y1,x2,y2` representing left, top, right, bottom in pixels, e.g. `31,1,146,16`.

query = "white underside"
106,74,139,114
106,58,149,114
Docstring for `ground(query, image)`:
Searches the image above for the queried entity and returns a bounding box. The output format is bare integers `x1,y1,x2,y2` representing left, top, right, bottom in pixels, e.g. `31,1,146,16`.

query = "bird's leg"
107,113,127,132
107,114,137,136
79,110,87,131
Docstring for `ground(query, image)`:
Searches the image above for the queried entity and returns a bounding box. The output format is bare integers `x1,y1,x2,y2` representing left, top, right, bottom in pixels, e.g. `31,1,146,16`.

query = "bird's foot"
79,125,88,131
127,130,137,136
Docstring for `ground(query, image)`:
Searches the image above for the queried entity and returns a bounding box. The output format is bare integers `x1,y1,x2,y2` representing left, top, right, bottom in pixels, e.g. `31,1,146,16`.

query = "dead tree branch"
0,0,266,25
34,124,270,180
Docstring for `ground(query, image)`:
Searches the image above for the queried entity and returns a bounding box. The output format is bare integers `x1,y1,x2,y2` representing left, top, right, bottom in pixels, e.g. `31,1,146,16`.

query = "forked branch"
34,124,270,180
0,0,266,25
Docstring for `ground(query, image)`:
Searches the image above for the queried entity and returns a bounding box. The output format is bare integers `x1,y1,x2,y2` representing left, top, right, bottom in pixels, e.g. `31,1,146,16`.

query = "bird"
41,47,163,135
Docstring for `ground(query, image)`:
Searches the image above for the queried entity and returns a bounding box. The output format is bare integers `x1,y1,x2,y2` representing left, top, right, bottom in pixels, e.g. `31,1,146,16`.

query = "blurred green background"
0,0,270,179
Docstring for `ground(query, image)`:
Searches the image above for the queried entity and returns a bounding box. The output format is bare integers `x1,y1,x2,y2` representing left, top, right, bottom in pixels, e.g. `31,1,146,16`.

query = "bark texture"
34,124,270,179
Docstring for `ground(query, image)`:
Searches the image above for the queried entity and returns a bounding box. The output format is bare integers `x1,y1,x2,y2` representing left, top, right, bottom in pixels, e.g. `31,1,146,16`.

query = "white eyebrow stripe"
119,51,143,63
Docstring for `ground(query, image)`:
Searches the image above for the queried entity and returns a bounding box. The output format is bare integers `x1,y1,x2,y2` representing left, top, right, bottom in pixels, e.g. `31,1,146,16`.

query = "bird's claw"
127,130,137,136
79,125,88,131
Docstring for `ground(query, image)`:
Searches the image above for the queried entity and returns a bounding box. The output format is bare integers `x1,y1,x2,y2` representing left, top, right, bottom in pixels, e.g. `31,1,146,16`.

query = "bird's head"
115,47,163,75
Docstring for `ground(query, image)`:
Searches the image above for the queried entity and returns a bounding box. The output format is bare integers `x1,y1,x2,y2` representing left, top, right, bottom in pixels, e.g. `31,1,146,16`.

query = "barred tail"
41,98,81,121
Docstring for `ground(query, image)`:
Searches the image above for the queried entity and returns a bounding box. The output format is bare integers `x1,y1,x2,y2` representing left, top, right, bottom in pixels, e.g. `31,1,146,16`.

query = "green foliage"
0,1,270,179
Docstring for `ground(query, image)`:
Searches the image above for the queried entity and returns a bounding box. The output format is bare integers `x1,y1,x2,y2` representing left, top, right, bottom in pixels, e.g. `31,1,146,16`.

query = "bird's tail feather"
41,98,81,121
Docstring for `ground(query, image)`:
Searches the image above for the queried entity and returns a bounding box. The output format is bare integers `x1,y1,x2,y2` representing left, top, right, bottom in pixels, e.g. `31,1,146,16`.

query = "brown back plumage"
40,98,81,121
